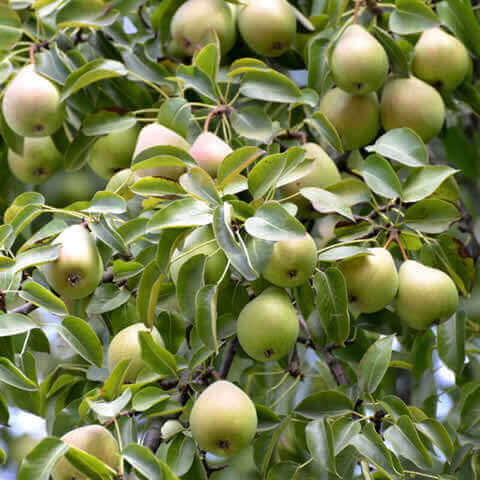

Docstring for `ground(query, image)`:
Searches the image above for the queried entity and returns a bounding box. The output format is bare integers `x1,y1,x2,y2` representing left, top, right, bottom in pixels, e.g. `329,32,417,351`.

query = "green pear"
171,0,236,56
166,39,187,59
263,233,317,288
53,425,120,480
319,88,380,150
88,125,139,179
237,286,299,362
133,123,190,179
105,168,139,200
107,323,164,383
396,260,459,330
330,25,389,95
341,248,399,313
170,225,227,284
190,380,257,456
2,65,65,137
412,27,469,91
8,136,62,184
238,0,296,57
43,225,103,299
190,132,233,177
381,76,445,143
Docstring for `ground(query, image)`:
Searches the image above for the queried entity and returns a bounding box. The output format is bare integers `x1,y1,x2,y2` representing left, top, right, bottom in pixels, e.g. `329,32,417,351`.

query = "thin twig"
218,337,238,379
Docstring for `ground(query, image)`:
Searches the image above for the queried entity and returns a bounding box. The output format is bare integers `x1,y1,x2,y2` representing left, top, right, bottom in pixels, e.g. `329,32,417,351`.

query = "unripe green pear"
238,0,296,57
8,136,62,184
171,0,236,56
2,65,65,137
53,425,120,480
88,125,139,179
190,132,233,177
263,233,317,288
319,88,380,150
330,25,389,94
107,323,164,383
166,39,186,59
133,123,190,179
43,225,103,299
106,168,139,200
396,260,459,330
190,380,257,456
170,226,227,284
341,248,399,313
237,286,299,362
412,27,469,91
381,77,445,143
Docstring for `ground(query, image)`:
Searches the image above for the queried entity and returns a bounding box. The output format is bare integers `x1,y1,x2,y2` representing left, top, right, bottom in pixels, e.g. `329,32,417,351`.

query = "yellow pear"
190,132,232,177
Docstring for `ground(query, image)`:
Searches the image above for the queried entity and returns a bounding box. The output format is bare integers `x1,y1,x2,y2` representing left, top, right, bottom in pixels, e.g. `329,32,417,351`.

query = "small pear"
2,65,65,137
381,76,445,143
341,248,399,313
190,380,257,456
412,27,469,91
330,25,389,94
238,0,296,57
88,125,139,179
43,225,103,299
263,233,317,288
8,136,62,184
107,323,164,383
133,123,190,179
396,260,459,330
319,88,380,150
53,425,120,480
190,132,233,177
237,286,299,362
171,0,236,56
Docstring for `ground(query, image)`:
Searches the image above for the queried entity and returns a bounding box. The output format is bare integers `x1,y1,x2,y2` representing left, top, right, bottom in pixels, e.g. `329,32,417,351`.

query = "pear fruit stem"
385,229,408,261
203,105,232,132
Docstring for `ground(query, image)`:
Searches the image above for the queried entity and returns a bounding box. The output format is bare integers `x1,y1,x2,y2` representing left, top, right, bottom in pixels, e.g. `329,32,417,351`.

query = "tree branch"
10,302,37,316
218,337,238,379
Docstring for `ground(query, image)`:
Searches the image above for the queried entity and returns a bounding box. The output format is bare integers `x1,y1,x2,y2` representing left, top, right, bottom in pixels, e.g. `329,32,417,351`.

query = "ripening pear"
88,125,139,179
52,425,120,480
412,27,469,91
341,248,399,313
381,77,446,143
263,234,317,288
190,132,233,177
171,0,236,56
237,286,299,362
190,380,257,456
2,65,65,137
170,226,227,284
319,88,380,150
8,137,62,184
133,123,190,179
330,25,389,94
396,260,459,330
107,323,164,383
238,0,296,57
43,225,103,299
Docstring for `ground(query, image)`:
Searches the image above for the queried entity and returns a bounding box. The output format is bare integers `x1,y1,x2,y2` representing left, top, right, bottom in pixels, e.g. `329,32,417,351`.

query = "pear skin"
190,132,233,177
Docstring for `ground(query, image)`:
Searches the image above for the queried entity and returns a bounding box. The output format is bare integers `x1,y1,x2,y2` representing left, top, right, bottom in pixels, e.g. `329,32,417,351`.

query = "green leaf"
379,395,412,421
194,43,219,83
326,178,370,207
437,312,465,375
318,245,370,262
64,445,117,479
403,166,458,202
136,262,165,329
87,388,132,419
300,187,354,220
461,385,480,432
179,167,222,205
164,434,196,477
0,391,9,426
231,106,274,142
83,111,137,136
20,280,67,315
217,146,264,188
389,0,439,34
177,255,207,323
157,98,191,139
332,417,361,455
139,331,178,378
13,244,61,273
0,313,39,336
131,177,186,197
89,216,130,256
84,191,127,214
0,358,38,390
256,404,281,432
196,285,218,352
416,419,454,460
372,27,410,75
123,444,163,479
56,0,119,27
157,311,185,354
358,154,402,199
248,153,286,200
176,64,217,101
404,199,460,234
307,34,331,97
359,335,394,394
102,359,131,402
305,112,343,153
0,6,22,50
87,284,131,315
132,386,169,412
295,391,353,419
64,132,97,171
306,418,336,474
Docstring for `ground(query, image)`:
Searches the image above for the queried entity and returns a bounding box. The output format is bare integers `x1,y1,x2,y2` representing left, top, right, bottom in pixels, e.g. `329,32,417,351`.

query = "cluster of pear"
320,25,469,149
169,0,296,58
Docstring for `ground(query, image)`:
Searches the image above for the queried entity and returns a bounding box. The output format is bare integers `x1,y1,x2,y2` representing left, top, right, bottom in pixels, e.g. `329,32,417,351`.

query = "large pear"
53,425,120,480
2,65,65,137
238,0,296,57
263,234,317,288
341,248,399,313
190,132,232,177
319,88,380,150
133,123,190,179
107,323,164,383
171,0,236,56
412,27,469,91
190,380,257,456
381,77,445,143
88,125,139,179
396,260,459,330
330,25,389,94
8,136,62,184
237,286,299,362
43,225,103,299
